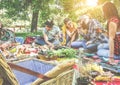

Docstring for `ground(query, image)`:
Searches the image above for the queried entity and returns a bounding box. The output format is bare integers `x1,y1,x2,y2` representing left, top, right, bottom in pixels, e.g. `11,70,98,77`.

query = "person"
35,20,61,48
61,18,78,46
102,1,120,64
0,22,4,43
71,15,106,53
0,22,12,49
0,22,15,44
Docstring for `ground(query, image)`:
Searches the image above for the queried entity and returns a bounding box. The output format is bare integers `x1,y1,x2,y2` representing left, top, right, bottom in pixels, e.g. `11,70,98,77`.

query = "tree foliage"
0,0,30,20
0,0,120,32
0,0,55,32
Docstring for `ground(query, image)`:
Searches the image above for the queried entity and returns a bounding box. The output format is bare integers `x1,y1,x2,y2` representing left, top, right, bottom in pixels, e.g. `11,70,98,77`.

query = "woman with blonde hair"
61,18,78,46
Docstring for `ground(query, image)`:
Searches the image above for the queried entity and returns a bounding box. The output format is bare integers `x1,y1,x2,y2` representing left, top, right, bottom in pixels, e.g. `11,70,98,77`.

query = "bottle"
32,42,35,47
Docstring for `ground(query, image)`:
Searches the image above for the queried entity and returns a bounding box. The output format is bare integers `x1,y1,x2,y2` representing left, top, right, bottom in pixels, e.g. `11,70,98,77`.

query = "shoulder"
53,26,60,29
42,28,46,33
90,19,101,24
108,17,120,30
109,17,120,24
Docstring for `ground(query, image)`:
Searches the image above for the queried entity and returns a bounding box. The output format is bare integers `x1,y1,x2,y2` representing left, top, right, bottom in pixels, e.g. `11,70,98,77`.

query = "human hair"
81,21,89,30
78,15,90,21
102,1,119,20
64,18,71,24
45,20,54,28
78,15,90,30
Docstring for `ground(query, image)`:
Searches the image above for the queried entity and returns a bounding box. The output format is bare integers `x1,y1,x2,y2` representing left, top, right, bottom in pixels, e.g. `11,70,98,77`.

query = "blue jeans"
35,37,46,45
71,40,99,53
97,49,120,60
85,43,99,53
97,43,120,60
97,43,109,50
97,49,109,57
71,40,86,49
35,37,60,45
97,43,109,57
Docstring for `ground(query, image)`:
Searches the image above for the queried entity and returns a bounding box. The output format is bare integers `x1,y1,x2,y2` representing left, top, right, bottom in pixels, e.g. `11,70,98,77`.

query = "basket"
0,52,74,85
56,69,74,85
31,58,75,85
33,69,74,85
0,52,19,85
77,77,90,85
12,58,56,85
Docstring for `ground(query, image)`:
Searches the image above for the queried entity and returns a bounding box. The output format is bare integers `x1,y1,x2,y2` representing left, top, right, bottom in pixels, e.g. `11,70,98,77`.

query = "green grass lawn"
15,32,43,39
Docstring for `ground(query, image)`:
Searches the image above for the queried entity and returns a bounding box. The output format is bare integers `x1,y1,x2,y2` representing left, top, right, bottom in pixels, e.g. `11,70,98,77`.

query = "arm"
55,27,61,39
71,29,78,37
109,22,117,57
69,23,78,44
66,30,71,37
70,23,78,37
66,23,77,38
43,33,54,47
61,26,66,45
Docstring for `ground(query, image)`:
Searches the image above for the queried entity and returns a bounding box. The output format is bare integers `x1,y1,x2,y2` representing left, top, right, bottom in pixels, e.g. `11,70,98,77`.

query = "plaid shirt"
114,33,120,55
88,19,104,40
81,19,105,43
90,32,108,43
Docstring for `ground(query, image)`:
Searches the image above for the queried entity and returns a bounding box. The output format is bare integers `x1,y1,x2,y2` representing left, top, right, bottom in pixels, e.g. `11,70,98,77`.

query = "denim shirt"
43,26,60,42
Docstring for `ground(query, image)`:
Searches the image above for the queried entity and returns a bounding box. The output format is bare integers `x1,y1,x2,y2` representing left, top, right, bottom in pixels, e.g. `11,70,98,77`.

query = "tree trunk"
30,10,39,32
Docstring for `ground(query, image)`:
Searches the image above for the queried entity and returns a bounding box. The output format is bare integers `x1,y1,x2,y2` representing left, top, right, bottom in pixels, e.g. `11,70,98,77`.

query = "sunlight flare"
86,0,98,7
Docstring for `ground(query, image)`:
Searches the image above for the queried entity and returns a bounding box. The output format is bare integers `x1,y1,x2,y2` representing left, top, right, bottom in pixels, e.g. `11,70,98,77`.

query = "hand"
61,40,66,46
86,41,92,45
48,44,54,49
61,42,65,46
109,56,114,62
71,29,77,37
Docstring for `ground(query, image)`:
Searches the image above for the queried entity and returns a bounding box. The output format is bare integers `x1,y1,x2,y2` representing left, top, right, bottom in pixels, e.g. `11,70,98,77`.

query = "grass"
15,31,43,39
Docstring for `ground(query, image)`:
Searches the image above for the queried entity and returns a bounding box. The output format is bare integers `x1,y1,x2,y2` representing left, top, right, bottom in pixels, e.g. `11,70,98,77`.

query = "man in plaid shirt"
71,15,108,53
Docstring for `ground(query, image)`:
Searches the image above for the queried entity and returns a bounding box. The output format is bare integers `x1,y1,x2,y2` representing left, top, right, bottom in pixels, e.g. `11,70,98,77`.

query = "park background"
0,0,120,38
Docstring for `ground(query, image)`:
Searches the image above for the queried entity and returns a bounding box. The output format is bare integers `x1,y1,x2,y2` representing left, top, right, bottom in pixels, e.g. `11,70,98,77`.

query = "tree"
0,0,31,28
0,0,54,32
31,0,54,32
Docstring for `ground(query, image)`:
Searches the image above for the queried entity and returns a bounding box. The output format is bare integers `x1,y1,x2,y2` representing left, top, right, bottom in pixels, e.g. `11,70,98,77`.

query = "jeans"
97,43,109,57
71,40,99,53
97,49,109,57
71,40,86,49
35,37,60,45
97,43,120,60
97,49,120,60
35,37,46,45
85,43,99,53
97,43,109,50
